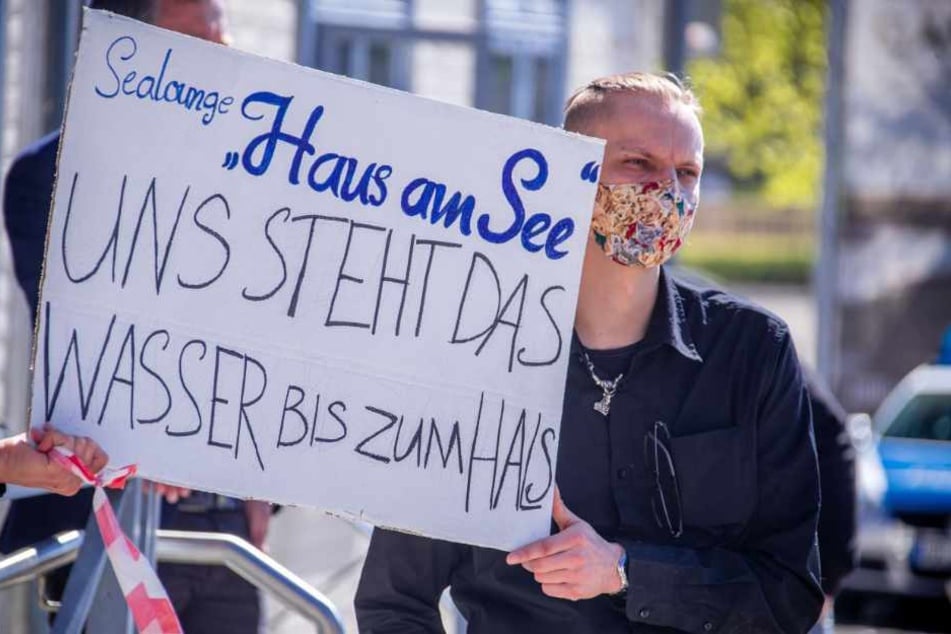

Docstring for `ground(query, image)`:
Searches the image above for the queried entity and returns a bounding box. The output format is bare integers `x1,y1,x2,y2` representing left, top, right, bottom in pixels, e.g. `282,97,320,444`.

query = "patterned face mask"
590,179,698,268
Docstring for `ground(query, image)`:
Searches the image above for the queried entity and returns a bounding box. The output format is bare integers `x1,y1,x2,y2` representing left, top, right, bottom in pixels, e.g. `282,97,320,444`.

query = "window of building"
300,0,568,125
317,29,407,89
306,0,411,90
477,0,567,124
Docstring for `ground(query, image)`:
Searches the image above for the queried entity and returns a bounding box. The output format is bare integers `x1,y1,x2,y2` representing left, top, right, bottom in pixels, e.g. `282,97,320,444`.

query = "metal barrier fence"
0,529,345,634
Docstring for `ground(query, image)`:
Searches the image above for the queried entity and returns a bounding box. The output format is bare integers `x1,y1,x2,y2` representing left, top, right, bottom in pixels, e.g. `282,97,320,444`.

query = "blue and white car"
846,363,951,601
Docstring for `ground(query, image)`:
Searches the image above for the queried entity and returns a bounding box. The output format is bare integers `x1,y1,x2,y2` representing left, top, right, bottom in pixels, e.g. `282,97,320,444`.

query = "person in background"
0,1,270,632
804,368,857,634
0,426,107,497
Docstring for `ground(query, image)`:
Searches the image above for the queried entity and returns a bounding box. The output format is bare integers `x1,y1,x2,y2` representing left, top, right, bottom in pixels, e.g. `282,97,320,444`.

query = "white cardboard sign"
31,9,604,550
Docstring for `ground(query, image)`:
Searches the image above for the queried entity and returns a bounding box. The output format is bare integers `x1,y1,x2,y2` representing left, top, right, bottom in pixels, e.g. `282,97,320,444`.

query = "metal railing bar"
0,529,345,634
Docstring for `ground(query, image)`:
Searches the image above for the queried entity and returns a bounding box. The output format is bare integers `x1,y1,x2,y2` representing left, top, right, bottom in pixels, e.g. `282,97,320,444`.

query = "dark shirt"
356,268,823,633
585,340,639,380
803,368,856,596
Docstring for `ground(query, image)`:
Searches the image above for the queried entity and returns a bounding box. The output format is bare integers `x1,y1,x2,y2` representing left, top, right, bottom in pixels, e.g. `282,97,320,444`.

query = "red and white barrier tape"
49,446,183,634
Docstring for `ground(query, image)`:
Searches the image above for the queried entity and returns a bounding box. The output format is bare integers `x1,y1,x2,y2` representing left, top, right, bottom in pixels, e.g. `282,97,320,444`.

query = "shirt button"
703,622,713,631
617,467,630,480
638,608,650,619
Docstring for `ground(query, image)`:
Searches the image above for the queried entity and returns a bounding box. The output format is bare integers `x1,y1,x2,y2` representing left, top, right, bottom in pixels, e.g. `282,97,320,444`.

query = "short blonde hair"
563,71,702,133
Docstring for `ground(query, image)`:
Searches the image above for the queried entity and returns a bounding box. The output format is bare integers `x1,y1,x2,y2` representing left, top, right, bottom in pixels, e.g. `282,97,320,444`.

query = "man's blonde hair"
563,71,702,133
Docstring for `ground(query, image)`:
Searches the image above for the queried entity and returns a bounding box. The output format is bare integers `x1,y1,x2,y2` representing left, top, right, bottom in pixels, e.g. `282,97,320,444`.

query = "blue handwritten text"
95,35,234,126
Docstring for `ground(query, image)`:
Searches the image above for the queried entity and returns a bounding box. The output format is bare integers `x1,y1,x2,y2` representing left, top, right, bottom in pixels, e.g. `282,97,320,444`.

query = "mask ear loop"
593,182,612,216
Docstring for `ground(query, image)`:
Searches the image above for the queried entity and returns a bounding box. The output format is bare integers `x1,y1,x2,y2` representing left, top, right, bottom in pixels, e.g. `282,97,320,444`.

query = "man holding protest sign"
355,73,823,633
0,1,269,632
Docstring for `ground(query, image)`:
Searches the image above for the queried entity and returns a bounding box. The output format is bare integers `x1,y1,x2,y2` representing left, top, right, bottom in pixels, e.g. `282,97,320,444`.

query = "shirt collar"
570,268,704,364
644,267,703,363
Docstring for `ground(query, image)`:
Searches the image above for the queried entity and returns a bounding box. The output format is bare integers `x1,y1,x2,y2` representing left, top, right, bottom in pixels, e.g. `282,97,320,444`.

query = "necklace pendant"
594,392,613,416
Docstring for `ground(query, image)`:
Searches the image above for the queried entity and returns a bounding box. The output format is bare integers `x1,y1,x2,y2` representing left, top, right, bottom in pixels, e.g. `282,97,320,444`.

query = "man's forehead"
593,96,703,160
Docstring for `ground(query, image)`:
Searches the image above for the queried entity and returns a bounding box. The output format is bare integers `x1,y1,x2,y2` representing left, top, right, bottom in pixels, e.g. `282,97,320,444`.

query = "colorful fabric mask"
591,179,697,267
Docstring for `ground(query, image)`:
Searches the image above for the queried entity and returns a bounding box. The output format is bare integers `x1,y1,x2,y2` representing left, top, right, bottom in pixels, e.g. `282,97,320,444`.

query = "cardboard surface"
31,9,604,550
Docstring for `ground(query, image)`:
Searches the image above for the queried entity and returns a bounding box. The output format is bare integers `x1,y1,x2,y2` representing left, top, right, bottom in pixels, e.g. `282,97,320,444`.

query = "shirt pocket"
670,425,755,529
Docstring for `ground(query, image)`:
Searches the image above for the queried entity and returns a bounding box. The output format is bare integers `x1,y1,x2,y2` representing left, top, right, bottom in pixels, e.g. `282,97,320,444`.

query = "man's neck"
574,242,661,350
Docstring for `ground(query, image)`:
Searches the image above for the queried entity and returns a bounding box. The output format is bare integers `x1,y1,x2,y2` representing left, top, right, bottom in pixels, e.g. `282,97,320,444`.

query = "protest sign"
31,9,604,550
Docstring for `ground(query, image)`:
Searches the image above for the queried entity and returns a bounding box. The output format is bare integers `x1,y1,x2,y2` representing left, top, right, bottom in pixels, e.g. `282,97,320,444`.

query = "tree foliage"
687,0,826,208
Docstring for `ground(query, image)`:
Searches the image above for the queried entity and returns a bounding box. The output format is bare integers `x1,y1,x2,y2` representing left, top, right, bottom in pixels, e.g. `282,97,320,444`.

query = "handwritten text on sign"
32,10,603,550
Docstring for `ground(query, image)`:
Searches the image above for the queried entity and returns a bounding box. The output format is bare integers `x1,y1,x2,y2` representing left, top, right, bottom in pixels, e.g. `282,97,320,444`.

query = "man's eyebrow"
616,145,654,156
617,146,703,169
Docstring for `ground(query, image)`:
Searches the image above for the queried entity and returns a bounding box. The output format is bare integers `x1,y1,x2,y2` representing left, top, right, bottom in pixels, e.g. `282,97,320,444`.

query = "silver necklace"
582,352,624,416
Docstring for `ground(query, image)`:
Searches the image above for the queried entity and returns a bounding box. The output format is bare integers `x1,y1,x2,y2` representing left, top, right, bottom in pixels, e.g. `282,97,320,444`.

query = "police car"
846,360,951,603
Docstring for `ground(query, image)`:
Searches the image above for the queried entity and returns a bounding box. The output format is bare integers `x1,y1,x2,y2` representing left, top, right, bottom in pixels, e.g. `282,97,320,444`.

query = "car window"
883,394,951,442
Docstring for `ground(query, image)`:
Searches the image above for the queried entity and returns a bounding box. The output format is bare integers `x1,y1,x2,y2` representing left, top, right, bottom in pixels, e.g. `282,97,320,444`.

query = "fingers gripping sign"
245,499,271,550
506,487,627,601
143,480,193,504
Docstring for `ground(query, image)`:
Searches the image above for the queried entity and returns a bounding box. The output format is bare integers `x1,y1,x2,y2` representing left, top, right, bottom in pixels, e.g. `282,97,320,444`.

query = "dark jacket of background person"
0,131,262,633
0,132,91,556
671,269,857,597
804,367,857,595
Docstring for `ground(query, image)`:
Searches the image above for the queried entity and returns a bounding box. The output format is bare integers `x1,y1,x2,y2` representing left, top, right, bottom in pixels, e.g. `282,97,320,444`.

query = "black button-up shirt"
356,268,823,633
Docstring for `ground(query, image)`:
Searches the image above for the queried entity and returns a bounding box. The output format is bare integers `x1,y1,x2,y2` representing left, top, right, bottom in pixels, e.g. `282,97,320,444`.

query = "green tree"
687,0,826,208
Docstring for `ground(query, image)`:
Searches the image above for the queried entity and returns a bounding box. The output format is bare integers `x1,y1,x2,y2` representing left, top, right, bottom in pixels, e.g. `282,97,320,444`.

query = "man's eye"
625,158,648,168
677,168,698,179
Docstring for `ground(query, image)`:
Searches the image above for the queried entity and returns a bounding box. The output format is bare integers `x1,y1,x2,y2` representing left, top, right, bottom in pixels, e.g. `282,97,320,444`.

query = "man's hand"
506,488,625,601
245,500,271,549
0,425,108,495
